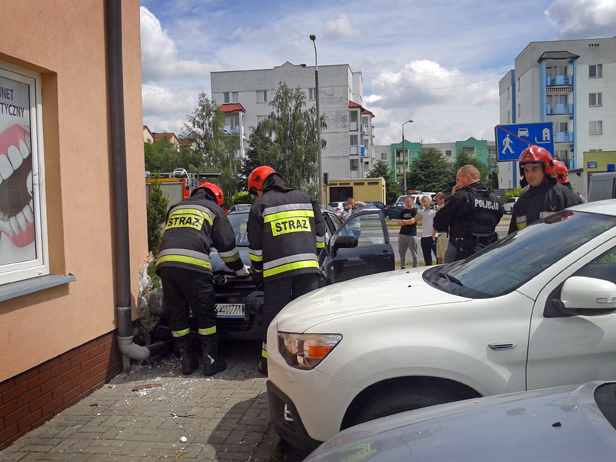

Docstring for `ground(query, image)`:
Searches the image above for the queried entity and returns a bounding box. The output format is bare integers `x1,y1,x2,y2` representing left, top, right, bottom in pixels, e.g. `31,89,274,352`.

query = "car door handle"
488,343,517,351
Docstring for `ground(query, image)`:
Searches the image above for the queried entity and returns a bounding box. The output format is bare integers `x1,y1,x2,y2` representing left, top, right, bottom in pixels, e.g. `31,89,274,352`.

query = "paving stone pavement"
0,340,311,462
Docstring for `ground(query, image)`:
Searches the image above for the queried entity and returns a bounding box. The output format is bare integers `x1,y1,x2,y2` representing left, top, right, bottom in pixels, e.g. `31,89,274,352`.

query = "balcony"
546,75,573,86
555,132,574,143
546,104,573,115
360,123,366,133
349,145,366,156
349,122,358,131
224,125,240,135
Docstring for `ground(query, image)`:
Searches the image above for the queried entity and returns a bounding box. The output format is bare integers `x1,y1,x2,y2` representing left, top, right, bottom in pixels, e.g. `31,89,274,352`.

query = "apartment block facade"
211,62,376,180
499,37,616,191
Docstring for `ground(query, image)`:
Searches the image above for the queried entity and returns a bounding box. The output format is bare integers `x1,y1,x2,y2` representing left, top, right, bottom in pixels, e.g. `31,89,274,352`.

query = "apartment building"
211,62,376,179
499,37,616,191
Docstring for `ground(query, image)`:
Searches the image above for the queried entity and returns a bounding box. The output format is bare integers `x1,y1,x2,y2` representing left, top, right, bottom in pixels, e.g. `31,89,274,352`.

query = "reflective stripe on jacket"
155,191,243,275
248,188,325,282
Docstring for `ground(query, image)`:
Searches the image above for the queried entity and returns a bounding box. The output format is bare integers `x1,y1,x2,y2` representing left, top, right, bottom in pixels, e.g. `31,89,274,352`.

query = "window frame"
0,62,49,285
256,90,267,103
589,120,603,135
589,64,603,78
223,92,230,103
308,88,316,100
589,92,603,107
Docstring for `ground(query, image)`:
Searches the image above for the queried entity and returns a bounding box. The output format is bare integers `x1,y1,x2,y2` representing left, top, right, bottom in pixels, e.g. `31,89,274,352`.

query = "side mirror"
556,276,616,316
332,235,358,253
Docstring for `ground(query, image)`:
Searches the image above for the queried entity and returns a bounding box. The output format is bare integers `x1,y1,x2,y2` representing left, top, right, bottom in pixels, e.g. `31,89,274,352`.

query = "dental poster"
0,75,35,266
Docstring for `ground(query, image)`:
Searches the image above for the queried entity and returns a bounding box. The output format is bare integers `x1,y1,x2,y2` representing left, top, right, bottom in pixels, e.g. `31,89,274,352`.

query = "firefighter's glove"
235,265,250,277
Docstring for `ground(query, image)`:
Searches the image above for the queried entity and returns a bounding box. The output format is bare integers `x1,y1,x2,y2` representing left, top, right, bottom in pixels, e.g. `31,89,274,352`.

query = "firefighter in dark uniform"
247,166,325,374
508,146,582,234
156,183,249,376
434,165,503,261
552,160,573,191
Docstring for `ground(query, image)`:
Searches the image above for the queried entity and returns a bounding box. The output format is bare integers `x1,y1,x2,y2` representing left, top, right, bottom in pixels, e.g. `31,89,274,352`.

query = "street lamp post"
401,119,413,194
310,34,324,206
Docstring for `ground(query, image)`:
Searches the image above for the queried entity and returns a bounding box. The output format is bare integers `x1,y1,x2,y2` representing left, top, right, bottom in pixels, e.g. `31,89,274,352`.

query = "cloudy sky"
140,0,616,145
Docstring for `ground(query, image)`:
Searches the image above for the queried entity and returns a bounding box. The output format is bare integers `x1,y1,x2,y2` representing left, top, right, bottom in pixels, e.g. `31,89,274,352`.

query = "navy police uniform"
434,182,503,261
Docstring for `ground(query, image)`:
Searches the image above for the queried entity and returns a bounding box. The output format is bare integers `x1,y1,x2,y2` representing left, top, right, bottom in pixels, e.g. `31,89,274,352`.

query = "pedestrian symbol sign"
495,122,554,161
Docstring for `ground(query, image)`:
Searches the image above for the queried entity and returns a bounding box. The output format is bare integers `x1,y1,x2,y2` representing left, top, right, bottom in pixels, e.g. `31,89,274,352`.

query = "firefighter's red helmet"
192,182,224,206
248,166,276,195
519,145,554,175
552,160,569,184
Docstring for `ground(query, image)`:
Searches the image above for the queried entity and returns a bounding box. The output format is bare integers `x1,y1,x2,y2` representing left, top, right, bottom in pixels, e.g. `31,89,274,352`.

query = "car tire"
350,385,462,427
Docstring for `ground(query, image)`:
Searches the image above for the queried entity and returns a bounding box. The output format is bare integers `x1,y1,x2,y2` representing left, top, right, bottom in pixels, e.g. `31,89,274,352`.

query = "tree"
452,152,489,184
242,82,326,197
488,171,499,189
405,149,453,193
368,160,401,204
146,174,168,257
182,92,238,200
144,136,204,173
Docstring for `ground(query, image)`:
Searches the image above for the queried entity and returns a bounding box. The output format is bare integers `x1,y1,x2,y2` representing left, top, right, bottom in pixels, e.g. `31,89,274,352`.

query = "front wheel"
350,385,466,427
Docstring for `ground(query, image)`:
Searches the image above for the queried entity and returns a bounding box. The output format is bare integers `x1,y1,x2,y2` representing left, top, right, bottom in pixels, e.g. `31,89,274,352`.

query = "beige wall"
0,1,147,382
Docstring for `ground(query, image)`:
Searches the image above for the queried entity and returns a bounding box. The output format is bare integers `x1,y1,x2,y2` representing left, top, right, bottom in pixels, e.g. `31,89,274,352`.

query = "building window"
507,111,510,123
555,122,568,133
223,92,229,103
445,150,452,157
232,92,238,103
517,103,521,117
589,64,603,78
517,79,520,92
380,152,387,160
256,115,267,124
349,134,359,146
256,90,267,103
589,93,603,106
589,121,603,135
556,150,569,159
0,63,49,285
308,88,316,100
350,159,359,171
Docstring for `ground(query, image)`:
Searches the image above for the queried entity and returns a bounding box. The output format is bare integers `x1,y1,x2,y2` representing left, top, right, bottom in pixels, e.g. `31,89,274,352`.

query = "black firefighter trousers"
261,273,319,358
159,267,217,338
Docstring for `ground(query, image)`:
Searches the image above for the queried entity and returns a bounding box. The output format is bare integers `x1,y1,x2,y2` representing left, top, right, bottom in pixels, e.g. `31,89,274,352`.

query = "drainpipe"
106,0,150,364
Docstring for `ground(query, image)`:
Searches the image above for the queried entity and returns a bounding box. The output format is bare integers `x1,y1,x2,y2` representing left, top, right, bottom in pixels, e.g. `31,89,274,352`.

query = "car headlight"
278,332,342,370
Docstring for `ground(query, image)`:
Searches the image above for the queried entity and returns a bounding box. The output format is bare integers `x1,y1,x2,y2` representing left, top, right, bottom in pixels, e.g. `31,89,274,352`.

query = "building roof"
219,103,246,113
349,101,362,109
362,109,374,117
538,51,580,62
152,132,178,142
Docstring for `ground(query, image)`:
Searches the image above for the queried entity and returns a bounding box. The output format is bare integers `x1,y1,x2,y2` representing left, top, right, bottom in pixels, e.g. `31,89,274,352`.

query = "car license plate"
216,303,245,318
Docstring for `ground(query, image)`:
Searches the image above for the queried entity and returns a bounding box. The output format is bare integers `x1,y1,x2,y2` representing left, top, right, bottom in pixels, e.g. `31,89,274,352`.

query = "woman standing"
415,195,437,266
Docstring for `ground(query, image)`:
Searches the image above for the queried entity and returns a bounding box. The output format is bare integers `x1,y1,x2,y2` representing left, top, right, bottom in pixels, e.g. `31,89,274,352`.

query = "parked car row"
266,200,616,454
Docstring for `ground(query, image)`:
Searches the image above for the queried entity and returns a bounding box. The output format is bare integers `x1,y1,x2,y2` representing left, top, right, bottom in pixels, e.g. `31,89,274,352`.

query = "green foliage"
452,152,489,183
488,171,499,189
182,92,239,201
504,187,525,200
368,160,401,204
146,174,168,257
144,136,203,173
405,148,454,193
232,192,254,205
242,82,326,198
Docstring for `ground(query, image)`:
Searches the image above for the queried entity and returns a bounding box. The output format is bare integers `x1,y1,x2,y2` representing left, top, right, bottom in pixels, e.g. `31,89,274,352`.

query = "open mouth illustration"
0,124,34,248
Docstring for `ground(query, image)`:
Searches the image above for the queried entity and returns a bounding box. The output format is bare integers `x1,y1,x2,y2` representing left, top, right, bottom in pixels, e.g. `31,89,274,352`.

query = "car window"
336,213,386,246
573,245,616,285
425,210,616,298
506,197,516,203
328,212,343,230
227,212,249,246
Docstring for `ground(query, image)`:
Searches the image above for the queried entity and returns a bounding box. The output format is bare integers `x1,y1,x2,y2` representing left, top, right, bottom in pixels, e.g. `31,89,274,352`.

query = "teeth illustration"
8,145,22,170
23,204,34,223
0,154,12,180
10,216,20,235
2,220,13,236
25,134,30,151
19,139,30,159
16,212,27,231
27,171,32,196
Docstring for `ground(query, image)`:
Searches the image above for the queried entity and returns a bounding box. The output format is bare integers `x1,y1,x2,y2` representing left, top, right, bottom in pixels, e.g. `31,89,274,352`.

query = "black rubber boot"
200,334,226,376
175,336,199,375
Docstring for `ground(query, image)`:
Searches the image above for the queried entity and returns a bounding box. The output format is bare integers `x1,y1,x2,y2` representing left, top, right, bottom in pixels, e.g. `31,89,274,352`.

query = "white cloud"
142,84,198,135
324,13,361,39
545,0,616,39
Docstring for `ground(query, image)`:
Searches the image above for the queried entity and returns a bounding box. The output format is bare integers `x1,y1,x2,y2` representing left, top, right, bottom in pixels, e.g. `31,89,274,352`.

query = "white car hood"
276,268,469,333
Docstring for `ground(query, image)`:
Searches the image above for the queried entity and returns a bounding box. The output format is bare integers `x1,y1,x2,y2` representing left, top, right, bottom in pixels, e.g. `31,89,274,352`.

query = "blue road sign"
495,122,554,161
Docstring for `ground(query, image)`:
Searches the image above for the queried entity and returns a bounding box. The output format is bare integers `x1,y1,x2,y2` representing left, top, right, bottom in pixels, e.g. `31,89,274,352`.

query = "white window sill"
0,274,76,303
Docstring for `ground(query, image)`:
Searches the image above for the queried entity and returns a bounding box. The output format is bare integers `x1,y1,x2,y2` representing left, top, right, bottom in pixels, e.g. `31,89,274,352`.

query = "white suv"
266,200,616,450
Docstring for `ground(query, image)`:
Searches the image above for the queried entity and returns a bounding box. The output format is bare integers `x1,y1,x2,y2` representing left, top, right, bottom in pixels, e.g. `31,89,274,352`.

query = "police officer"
508,146,582,234
434,165,503,261
247,166,325,374
156,183,249,376
552,160,572,190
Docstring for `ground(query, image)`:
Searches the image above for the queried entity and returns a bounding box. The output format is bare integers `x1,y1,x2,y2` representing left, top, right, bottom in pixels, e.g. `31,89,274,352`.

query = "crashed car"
150,209,394,341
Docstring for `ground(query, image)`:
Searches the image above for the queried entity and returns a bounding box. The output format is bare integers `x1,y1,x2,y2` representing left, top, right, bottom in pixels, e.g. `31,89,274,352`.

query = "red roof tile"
349,101,362,109
152,133,177,142
219,103,246,113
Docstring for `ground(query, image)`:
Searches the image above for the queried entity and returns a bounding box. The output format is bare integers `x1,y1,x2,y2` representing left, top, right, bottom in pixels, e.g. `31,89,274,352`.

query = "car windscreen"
227,212,249,247
423,210,616,298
